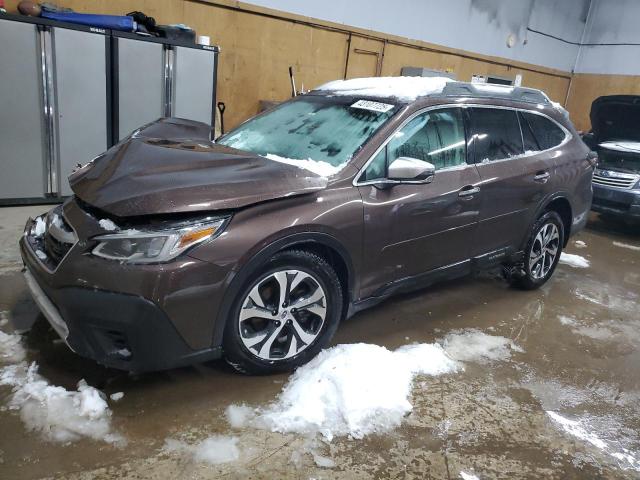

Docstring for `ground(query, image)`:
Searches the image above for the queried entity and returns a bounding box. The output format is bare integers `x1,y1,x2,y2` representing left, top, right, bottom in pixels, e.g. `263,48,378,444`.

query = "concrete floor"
0,205,639,479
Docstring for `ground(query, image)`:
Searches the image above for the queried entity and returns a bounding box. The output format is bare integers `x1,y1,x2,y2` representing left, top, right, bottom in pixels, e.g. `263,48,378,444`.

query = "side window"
521,112,566,151
361,108,466,180
469,108,524,162
519,111,541,152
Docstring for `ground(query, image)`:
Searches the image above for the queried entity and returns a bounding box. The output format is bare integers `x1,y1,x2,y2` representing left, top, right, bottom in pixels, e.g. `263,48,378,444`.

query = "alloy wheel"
238,269,327,361
528,222,560,280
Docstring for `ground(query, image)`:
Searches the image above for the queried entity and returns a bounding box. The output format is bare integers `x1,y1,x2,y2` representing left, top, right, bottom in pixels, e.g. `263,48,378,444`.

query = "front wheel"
510,211,565,290
223,250,343,374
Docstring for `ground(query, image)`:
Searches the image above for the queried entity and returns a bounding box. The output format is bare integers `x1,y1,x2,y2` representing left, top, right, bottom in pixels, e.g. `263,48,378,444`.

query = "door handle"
459,185,480,197
534,171,550,183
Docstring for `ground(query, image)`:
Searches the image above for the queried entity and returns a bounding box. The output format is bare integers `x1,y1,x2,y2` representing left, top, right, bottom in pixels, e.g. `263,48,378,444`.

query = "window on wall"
520,112,566,151
361,108,467,181
469,108,523,162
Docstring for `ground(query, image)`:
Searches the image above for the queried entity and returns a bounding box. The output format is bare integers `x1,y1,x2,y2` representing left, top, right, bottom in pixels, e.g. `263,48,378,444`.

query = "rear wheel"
509,211,564,290
223,250,343,374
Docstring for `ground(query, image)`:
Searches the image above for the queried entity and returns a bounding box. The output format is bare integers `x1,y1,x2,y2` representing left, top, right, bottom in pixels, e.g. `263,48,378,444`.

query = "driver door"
357,107,482,298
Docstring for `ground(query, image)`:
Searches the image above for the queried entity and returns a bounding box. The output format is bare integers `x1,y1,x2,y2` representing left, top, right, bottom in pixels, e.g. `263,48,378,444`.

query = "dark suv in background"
20,78,594,374
583,95,640,222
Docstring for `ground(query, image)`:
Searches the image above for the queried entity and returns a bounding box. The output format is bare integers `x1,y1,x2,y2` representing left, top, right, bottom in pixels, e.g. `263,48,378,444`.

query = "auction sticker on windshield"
350,100,394,113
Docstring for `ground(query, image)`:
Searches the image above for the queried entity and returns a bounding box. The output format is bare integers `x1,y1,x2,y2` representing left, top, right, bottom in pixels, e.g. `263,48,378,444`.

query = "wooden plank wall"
566,74,640,132
4,0,615,131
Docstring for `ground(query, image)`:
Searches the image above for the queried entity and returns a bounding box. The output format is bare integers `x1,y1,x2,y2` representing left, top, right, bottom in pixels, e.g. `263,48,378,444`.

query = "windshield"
217,96,398,174
598,148,640,174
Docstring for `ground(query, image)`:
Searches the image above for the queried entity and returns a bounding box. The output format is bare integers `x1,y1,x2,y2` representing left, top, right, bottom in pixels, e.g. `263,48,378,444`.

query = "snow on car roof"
314,77,563,113
315,76,453,101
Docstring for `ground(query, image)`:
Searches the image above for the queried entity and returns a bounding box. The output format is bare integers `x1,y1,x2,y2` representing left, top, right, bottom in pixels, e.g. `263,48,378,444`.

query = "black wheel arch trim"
212,232,355,348
524,192,574,248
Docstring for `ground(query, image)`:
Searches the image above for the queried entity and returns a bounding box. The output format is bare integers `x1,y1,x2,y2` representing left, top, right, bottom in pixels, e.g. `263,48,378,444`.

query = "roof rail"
438,82,551,105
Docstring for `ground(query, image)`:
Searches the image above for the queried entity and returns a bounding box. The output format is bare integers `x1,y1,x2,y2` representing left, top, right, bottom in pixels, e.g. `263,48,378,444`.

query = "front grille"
44,231,72,264
42,209,76,268
593,170,639,189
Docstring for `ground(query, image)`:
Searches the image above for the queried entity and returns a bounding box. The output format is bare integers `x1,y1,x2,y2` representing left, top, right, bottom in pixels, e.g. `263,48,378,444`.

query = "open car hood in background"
69,118,328,217
590,95,640,143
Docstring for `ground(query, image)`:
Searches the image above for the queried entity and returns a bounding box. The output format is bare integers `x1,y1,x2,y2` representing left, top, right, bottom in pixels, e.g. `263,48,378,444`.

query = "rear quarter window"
521,112,566,151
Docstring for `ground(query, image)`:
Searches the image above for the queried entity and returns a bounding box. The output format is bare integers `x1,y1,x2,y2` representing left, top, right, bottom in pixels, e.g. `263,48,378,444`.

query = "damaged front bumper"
20,206,225,373
23,268,71,346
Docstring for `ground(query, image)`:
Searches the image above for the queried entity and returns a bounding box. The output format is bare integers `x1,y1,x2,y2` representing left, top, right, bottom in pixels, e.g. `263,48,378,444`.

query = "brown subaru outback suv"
20,78,594,374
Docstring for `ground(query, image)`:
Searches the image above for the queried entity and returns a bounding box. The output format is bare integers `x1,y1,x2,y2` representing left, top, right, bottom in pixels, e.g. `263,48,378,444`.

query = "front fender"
209,230,356,348
187,187,364,348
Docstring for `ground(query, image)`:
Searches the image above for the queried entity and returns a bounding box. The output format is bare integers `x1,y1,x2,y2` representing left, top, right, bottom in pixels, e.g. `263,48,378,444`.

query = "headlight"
91,218,227,264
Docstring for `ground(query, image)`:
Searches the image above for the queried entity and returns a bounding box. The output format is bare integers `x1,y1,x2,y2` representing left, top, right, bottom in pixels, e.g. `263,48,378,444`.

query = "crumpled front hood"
69,118,328,217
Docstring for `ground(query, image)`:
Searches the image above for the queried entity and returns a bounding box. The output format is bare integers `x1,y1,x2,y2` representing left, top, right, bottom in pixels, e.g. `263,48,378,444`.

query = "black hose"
527,27,640,47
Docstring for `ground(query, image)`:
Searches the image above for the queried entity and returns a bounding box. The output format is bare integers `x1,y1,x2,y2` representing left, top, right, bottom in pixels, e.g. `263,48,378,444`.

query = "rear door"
357,107,482,298
468,107,560,258
517,110,568,226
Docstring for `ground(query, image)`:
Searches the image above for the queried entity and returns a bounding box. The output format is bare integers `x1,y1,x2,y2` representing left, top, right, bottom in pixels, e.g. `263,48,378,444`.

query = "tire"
510,211,565,290
223,249,343,375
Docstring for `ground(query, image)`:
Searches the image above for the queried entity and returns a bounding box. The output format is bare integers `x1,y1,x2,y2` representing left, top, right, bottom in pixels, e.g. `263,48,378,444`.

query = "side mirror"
387,157,435,183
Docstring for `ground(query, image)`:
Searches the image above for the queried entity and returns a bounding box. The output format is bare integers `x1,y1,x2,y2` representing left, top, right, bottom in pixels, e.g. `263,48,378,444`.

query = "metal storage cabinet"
0,15,109,201
113,34,165,141
174,45,218,125
0,18,48,200
112,32,219,143
53,27,109,196
0,14,219,204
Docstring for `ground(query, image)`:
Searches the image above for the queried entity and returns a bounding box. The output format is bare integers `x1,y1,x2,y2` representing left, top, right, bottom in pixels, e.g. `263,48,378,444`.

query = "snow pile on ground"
227,343,460,440
574,240,587,249
287,437,337,469
226,403,253,429
442,330,524,363
613,241,640,252
559,253,590,268
459,472,480,480
110,392,124,402
317,76,452,101
0,332,122,444
264,153,344,177
0,330,26,363
558,315,578,327
163,435,240,465
547,411,640,472
98,219,118,231
311,449,336,468
0,362,123,444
